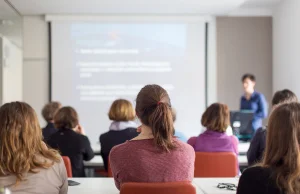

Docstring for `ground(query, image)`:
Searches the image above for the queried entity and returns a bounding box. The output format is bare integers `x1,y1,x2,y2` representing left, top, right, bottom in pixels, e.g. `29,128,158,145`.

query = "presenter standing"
240,74,268,132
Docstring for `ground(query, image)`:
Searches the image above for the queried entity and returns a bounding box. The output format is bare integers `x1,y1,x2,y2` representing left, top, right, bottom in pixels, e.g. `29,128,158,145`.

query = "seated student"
42,101,61,140
47,106,94,177
247,89,298,166
0,102,67,194
237,102,300,194
187,103,238,155
99,99,139,171
110,85,195,190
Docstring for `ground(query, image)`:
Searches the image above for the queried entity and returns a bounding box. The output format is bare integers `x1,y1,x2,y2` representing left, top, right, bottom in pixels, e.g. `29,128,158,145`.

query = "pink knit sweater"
109,138,195,190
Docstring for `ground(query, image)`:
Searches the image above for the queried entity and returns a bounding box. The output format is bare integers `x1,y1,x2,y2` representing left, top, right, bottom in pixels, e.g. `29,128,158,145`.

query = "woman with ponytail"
110,85,195,190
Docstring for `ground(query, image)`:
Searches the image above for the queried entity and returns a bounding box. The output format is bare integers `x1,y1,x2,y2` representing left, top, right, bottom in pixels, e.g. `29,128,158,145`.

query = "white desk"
92,144,101,155
68,178,238,194
84,155,104,167
69,178,118,194
238,142,250,155
238,155,248,167
193,178,238,194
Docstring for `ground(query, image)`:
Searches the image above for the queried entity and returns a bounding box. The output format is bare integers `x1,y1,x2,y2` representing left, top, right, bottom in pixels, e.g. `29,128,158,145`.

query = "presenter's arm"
255,94,268,119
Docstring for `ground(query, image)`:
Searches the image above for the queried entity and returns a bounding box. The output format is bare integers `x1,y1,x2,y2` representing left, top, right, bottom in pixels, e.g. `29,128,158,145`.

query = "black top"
237,166,283,194
247,127,267,166
42,122,58,140
46,128,94,177
99,128,138,171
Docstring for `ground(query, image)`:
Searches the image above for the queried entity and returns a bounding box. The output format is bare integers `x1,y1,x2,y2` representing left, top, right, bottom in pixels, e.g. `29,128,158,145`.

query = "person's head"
54,106,79,129
0,102,60,183
42,101,62,123
263,102,300,193
136,84,175,151
108,99,135,121
272,89,298,107
201,103,230,133
242,73,256,94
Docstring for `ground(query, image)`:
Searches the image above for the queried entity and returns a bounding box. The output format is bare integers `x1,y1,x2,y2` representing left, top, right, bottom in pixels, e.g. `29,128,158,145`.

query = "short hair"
272,89,298,106
242,73,256,82
201,103,230,133
42,102,61,122
54,106,79,129
108,99,135,121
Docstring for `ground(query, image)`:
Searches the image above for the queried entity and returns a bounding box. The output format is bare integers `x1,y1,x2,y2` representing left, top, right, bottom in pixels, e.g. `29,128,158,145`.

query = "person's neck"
132,125,154,140
245,90,254,99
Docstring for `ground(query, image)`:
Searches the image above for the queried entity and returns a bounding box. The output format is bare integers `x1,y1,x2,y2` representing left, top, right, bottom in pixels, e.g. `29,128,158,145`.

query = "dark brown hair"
201,103,230,133
262,102,300,194
136,84,175,151
0,102,60,184
242,73,256,82
108,99,135,121
272,89,298,106
42,101,61,122
54,106,79,129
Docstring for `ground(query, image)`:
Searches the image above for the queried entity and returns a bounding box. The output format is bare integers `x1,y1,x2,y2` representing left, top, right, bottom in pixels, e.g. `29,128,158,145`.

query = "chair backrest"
194,152,237,177
107,159,113,177
62,156,72,178
120,182,196,194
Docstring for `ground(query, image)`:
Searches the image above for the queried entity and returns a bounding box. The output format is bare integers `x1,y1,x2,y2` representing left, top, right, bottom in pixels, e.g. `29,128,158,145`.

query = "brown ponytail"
136,85,176,151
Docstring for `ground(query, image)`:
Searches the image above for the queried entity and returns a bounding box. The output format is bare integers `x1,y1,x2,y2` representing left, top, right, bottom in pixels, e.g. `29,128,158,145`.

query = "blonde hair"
108,99,135,121
201,103,230,133
262,102,300,194
0,102,60,184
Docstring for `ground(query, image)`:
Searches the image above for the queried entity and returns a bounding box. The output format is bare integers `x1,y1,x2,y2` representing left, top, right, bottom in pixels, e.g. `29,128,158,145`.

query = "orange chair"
194,152,237,177
95,159,113,177
107,160,113,177
62,156,72,178
120,182,196,194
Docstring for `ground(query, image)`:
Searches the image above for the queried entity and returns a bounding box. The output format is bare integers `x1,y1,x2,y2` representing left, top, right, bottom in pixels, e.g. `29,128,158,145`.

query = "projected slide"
51,21,205,144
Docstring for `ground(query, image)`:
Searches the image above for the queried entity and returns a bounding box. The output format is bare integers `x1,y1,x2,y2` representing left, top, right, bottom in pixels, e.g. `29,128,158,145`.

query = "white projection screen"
51,17,206,145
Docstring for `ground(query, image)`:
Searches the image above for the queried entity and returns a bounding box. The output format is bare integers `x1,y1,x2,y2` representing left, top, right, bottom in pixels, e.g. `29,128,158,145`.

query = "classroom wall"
272,0,300,98
23,16,49,125
216,17,273,111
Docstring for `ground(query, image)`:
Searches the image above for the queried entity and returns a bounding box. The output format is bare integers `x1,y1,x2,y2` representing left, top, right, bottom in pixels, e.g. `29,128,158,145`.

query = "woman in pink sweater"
110,85,195,190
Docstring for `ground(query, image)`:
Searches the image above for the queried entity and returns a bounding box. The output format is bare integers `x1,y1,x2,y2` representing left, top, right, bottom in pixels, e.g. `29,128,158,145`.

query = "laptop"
230,111,254,141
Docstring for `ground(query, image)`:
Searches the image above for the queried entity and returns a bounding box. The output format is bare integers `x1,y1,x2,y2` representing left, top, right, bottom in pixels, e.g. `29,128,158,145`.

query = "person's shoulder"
100,131,110,140
110,141,130,154
255,92,266,99
176,139,195,152
242,166,271,178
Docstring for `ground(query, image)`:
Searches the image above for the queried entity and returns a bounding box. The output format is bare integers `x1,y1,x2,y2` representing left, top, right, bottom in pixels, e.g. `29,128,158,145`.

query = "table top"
68,178,238,194
84,155,104,167
193,178,238,194
92,144,101,154
238,142,250,155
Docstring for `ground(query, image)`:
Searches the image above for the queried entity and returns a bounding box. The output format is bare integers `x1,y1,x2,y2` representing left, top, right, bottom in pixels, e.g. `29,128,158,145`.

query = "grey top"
0,157,68,194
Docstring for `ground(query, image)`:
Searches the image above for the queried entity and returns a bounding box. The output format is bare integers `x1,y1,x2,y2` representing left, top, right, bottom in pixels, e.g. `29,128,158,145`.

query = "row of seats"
63,152,237,178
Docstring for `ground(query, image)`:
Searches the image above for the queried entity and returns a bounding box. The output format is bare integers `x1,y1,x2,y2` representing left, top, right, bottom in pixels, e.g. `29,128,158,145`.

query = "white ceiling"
2,0,281,15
